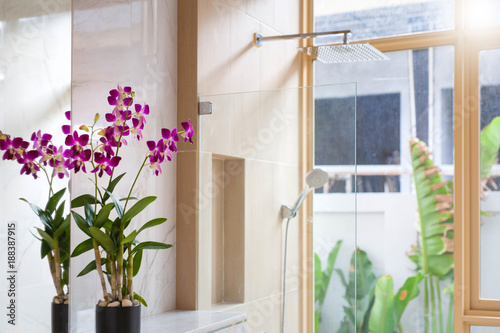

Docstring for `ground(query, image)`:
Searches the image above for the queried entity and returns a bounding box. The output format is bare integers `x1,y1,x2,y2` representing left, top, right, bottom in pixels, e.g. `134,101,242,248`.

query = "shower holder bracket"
198,101,212,115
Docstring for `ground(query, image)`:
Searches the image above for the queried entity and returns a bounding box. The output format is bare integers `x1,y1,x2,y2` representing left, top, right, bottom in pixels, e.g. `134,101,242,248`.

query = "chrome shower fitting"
253,30,389,64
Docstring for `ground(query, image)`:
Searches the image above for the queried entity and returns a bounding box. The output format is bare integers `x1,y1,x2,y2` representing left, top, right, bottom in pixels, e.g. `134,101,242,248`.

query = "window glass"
315,46,454,193
314,0,454,42
479,48,500,300
470,0,500,27
313,46,455,333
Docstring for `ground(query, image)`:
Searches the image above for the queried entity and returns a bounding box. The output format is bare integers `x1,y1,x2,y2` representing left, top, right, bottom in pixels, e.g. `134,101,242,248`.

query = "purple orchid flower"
161,128,179,154
62,111,71,135
131,118,145,140
147,139,166,163
19,150,41,179
181,119,194,144
31,130,52,151
0,137,29,160
52,159,70,179
108,85,133,110
64,131,90,157
91,152,121,177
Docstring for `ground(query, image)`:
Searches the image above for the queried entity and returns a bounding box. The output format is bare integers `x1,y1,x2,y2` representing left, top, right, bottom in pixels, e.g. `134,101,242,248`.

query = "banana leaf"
409,138,454,277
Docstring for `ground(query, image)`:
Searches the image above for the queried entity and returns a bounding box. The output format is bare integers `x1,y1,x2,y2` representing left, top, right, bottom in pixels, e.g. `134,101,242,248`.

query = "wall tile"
198,0,232,96
246,0,274,29
229,8,261,93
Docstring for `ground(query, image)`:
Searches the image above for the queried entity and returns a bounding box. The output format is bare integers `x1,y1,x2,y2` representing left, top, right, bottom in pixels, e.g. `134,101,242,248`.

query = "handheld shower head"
281,168,329,219
306,168,329,189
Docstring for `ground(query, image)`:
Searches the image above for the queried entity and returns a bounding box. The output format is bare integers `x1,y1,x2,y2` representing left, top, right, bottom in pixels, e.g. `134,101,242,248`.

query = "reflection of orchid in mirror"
67,85,194,310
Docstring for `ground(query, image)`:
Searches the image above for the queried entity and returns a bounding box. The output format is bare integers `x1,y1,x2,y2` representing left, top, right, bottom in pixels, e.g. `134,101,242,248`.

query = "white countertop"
141,311,246,333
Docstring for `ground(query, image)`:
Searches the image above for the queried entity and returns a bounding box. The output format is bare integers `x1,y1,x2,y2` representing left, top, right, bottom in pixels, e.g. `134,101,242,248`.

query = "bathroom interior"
1,0,500,332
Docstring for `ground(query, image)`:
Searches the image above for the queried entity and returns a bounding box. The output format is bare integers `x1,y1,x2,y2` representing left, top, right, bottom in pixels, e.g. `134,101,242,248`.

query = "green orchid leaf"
41,239,51,259
36,228,55,249
84,202,95,226
105,190,123,218
137,218,167,235
131,241,173,254
77,258,108,277
133,292,148,307
54,201,66,229
53,216,70,240
71,194,99,208
122,196,157,225
46,188,66,213
121,230,138,245
133,249,143,277
89,227,116,254
72,211,92,237
71,238,94,257
368,275,395,333
102,172,126,203
394,273,424,324
94,203,114,228
21,198,53,230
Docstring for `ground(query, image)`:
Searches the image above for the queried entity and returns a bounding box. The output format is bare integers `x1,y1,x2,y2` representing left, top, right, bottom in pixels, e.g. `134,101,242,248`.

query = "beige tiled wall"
195,0,302,332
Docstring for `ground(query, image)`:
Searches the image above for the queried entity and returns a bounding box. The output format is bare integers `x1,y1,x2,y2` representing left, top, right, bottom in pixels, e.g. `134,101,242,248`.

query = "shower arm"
254,30,351,47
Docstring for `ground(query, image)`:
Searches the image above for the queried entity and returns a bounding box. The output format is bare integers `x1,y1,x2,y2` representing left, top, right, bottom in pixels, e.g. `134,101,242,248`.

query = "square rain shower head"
300,43,389,64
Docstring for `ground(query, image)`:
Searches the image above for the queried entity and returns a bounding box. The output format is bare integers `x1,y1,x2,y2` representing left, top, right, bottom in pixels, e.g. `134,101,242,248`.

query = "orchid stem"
124,156,148,211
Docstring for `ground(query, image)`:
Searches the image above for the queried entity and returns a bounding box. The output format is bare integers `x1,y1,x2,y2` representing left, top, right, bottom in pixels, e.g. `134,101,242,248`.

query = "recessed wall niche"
211,155,245,305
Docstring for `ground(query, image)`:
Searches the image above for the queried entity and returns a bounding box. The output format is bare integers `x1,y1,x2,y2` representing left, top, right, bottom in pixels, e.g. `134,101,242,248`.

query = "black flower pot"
95,303,141,333
51,302,68,333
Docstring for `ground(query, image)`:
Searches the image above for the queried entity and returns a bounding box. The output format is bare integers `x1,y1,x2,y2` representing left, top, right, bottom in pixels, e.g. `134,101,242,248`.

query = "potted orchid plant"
68,85,193,333
0,112,74,333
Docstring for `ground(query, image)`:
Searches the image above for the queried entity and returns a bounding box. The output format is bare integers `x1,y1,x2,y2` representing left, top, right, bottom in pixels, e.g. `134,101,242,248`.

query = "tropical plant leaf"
394,273,424,323
409,138,454,277
137,218,167,235
72,211,91,237
480,116,500,179
122,196,157,225
89,227,116,254
314,253,323,301
339,248,377,332
36,228,55,249
77,258,108,277
71,238,94,257
94,203,114,228
102,172,126,203
133,249,143,277
71,194,99,208
369,275,395,333
131,241,173,254
45,188,66,213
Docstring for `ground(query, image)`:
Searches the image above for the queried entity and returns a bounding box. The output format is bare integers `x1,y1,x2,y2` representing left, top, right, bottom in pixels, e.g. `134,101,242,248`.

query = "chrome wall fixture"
253,30,389,63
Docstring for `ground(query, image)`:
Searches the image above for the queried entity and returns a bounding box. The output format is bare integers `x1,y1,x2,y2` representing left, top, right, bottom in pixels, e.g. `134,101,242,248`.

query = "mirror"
0,0,71,331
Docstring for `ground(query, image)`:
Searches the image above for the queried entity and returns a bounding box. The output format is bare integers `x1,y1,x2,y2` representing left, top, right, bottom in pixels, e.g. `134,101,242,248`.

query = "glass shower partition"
198,83,356,333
